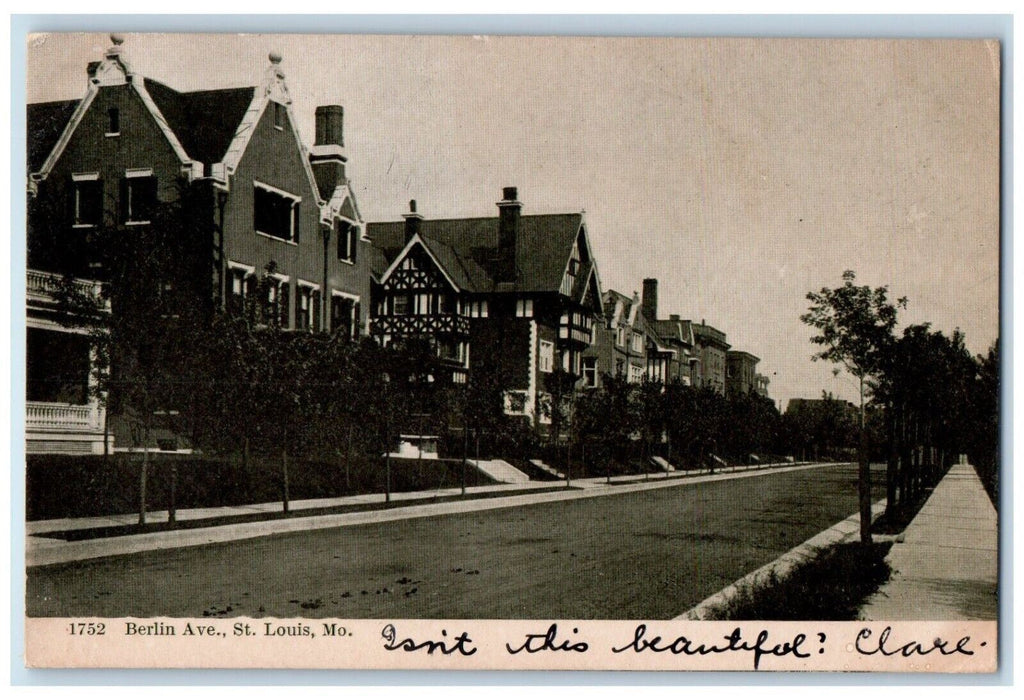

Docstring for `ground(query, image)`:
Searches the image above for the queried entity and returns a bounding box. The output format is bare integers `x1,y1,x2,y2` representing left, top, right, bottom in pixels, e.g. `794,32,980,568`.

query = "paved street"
27,462,884,620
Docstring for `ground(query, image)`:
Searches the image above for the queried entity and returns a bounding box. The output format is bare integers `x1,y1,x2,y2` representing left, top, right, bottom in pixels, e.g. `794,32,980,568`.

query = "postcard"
23,32,1000,672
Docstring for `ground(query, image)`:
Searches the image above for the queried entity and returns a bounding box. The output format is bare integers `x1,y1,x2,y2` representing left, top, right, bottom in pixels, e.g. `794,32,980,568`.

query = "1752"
68,622,106,636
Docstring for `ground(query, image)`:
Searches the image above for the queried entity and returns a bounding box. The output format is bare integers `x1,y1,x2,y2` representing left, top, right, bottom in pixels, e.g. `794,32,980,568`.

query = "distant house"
692,322,730,394
754,372,770,397
584,291,647,387
584,289,680,388
26,35,372,453
725,350,761,397
366,188,604,426
639,278,699,385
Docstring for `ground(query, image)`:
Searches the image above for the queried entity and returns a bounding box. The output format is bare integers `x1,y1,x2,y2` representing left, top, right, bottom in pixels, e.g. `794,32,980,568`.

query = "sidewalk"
26,461,838,567
860,464,998,620
27,460,809,535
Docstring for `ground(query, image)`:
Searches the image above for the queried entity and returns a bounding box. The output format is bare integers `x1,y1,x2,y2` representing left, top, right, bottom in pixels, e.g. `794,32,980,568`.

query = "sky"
25,33,1001,408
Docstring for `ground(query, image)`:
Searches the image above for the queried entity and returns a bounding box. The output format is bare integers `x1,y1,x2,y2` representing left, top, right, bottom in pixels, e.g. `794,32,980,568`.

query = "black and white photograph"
20,30,1000,671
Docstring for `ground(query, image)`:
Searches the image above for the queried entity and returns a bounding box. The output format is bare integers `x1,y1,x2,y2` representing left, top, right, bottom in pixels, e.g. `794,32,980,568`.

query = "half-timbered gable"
367,188,606,425
372,234,473,381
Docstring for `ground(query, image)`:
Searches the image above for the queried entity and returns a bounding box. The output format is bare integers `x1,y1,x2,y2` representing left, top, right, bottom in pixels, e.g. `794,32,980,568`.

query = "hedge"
26,452,497,521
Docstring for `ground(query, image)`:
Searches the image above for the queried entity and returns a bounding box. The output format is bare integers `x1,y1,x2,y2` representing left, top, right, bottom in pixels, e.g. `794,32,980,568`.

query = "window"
630,364,645,384
516,298,534,317
392,294,409,316
71,173,102,227
539,340,554,373
504,390,529,416
631,332,644,354
562,349,580,375
254,182,300,243
227,263,256,316
536,392,552,424
466,300,488,318
27,327,91,404
331,293,358,339
121,170,156,224
616,326,627,347
337,220,359,263
106,108,120,136
262,275,290,327
297,282,321,331
414,293,434,315
582,358,598,388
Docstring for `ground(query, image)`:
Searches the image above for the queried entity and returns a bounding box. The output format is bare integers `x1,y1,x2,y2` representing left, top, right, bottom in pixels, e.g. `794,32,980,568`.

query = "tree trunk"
885,400,897,517
345,426,353,492
858,376,873,545
168,462,177,524
900,441,910,505
461,427,468,497
281,447,290,513
138,422,150,526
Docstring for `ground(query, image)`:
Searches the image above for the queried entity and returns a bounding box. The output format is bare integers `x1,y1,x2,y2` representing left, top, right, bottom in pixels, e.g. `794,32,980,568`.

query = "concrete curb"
27,462,844,568
676,498,887,620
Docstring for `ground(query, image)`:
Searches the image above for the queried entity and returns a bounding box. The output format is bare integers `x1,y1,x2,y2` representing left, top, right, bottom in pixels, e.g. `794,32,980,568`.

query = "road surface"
27,463,885,619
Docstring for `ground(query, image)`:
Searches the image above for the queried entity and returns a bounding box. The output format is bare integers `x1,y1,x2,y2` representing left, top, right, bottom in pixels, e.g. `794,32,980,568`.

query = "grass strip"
702,541,894,620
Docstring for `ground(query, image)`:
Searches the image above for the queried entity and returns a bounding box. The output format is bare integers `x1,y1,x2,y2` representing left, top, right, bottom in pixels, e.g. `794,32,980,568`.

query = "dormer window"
121,169,156,225
106,108,120,136
254,182,300,243
71,173,102,227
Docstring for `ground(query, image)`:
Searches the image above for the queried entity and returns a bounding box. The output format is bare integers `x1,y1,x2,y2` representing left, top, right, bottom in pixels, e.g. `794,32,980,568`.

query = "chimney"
309,105,347,200
642,278,658,320
403,199,423,242
496,186,520,283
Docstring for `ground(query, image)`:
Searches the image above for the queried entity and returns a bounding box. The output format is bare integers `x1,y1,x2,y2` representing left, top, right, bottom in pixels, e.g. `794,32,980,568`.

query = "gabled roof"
651,318,695,348
420,236,493,293
27,41,322,205
27,99,78,172
143,78,256,165
367,212,587,296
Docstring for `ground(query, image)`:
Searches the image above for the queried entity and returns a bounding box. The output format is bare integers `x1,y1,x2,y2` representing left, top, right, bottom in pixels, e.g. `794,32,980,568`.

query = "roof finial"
263,49,291,103
110,33,124,46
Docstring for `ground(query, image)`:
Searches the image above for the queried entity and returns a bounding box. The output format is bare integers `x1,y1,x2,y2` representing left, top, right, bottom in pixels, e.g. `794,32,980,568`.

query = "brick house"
366,188,604,426
725,350,761,397
692,322,731,394
639,278,699,385
26,35,372,453
583,289,677,388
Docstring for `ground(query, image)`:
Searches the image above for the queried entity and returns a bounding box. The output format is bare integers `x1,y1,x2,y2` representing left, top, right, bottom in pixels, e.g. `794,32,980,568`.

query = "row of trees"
802,270,1000,543
571,376,785,472
51,192,998,530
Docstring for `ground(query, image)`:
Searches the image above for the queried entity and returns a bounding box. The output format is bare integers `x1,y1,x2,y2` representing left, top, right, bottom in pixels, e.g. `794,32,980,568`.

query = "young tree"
802,270,906,543
51,179,212,524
